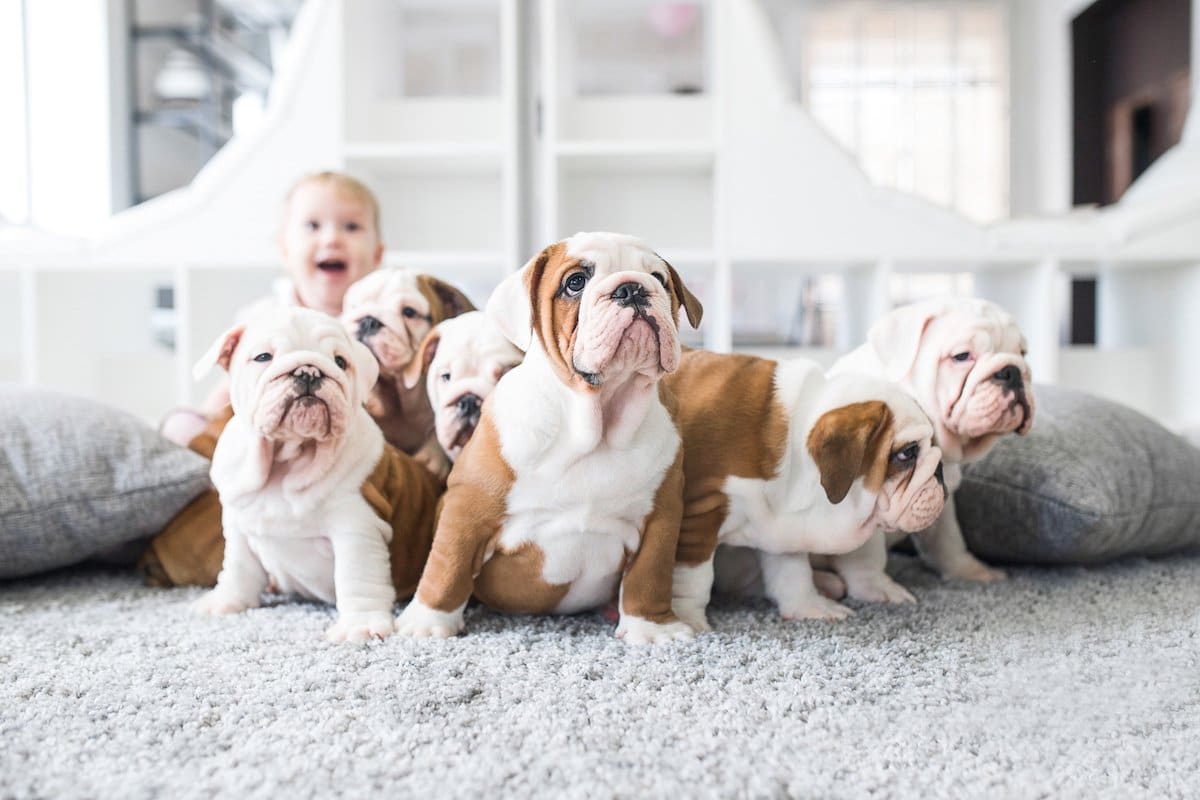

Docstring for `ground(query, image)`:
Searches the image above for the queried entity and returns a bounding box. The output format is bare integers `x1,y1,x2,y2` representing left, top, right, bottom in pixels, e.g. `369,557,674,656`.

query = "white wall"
25,0,114,235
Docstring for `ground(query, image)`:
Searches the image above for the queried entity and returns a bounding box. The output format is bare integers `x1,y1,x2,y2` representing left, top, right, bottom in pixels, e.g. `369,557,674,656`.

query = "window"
0,0,29,225
770,0,1009,224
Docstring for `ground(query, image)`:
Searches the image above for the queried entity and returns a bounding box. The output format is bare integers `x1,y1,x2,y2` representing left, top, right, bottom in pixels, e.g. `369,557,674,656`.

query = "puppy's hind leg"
759,552,854,621
912,493,1006,582
830,530,916,604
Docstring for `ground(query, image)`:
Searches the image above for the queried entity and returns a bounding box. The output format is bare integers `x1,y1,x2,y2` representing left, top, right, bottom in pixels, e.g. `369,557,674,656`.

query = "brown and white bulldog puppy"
395,231,704,644
831,298,1035,583
341,268,475,482
666,350,946,628
191,307,437,642
401,311,524,463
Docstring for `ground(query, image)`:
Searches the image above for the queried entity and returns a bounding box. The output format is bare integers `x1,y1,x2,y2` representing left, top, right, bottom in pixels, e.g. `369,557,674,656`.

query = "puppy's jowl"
192,307,438,642
341,268,475,482
396,231,704,644
832,298,1035,583
666,351,947,628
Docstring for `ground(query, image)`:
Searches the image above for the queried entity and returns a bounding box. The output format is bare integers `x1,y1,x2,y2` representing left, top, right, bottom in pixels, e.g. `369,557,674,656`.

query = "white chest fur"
489,353,679,614
213,412,388,605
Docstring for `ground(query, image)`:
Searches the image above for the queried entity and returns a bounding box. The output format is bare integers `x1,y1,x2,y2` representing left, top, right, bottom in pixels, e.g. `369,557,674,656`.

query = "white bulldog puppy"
401,311,524,463
395,231,704,644
831,298,1035,583
665,350,946,627
191,306,397,642
341,268,474,481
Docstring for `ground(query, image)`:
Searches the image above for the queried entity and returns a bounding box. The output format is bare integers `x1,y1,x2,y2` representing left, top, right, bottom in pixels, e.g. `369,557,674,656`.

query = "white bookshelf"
5,0,1200,432
339,0,521,305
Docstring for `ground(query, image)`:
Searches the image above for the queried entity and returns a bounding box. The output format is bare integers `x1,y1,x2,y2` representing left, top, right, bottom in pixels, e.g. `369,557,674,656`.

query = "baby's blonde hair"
283,171,382,235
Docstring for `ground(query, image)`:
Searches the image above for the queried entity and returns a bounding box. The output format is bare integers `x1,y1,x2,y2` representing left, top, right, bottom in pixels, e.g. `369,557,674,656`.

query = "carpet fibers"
2,555,1199,798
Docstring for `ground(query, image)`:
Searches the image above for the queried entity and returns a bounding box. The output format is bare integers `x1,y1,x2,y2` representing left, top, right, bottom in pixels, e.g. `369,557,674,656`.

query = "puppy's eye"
402,307,418,319
652,272,667,288
892,443,920,465
439,372,451,383
253,352,273,363
304,220,319,232
334,355,348,370
562,272,588,297
951,352,972,363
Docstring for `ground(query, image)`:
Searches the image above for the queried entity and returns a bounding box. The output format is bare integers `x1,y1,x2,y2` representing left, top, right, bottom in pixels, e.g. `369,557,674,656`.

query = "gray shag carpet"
2,555,1199,799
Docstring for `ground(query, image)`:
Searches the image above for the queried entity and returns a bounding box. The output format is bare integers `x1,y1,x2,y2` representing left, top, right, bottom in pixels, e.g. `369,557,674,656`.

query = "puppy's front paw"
778,594,855,622
942,556,1007,583
615,616,696,645
326,611,394,643
192,590,254,617
394,600,464,639
843,573,917,605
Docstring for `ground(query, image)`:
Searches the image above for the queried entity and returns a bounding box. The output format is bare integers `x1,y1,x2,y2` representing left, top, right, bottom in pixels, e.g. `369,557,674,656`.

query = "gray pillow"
0,386,212,579
957,384,1200,564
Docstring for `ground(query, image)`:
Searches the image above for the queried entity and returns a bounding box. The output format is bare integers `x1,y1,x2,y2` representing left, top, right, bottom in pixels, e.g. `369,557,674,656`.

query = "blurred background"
0,0,1196,429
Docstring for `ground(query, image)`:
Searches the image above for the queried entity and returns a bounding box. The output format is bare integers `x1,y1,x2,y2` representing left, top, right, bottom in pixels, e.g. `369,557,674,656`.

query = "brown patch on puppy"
474,543,571,614
413,413,517,613
360,443,441,600
806,401,894,504
619,440,687,623
664,350,790,567
416,274,475,324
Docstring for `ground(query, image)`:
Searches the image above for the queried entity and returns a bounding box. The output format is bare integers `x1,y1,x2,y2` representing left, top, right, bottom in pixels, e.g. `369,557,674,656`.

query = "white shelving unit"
5,0,1200,432
338,0,522,308
537,0,718,347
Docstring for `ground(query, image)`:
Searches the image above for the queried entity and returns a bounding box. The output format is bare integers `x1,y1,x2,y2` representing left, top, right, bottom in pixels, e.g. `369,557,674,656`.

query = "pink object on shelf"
648,3,699,40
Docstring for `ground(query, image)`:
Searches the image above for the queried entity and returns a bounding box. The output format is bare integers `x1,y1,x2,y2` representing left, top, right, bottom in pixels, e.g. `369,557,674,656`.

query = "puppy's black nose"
292,366,324,392
356,316,383,340
456,394,481,419
993,365,1023,389
611,282,649,308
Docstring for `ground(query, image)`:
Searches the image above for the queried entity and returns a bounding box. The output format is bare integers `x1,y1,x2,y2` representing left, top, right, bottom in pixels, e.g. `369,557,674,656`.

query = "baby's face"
278,182,384,316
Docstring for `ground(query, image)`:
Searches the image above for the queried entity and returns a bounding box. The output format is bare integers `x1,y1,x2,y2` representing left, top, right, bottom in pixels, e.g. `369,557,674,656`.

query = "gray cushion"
957,384,1200,564
0,386,212,579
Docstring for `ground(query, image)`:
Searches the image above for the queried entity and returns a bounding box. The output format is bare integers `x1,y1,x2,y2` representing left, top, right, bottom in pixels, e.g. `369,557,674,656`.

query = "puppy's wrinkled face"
422,312,523,461
919,305,1034,456
487,232,702,390
871,299,1035,461
340,269,438,376
204,307,379,444
807,377,945,532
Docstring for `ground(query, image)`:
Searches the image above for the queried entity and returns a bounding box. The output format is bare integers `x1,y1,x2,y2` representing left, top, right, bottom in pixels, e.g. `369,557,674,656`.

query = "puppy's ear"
662,258,703,329
806,401,894,504
193,324,246,380
350,339,379,400
402,328,442,390
868,303,938,382
417,275,475,324
488,245,555,351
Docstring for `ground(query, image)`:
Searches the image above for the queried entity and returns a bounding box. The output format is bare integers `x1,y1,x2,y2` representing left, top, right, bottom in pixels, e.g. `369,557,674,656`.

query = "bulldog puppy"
341,268,475,482
395,231,704,644
402,311,524,463
191,306,438,642
831,298,1035,582
666,350,946,628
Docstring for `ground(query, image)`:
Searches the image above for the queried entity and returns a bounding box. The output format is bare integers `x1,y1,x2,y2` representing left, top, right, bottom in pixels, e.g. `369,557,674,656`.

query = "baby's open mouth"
317,259,346,273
